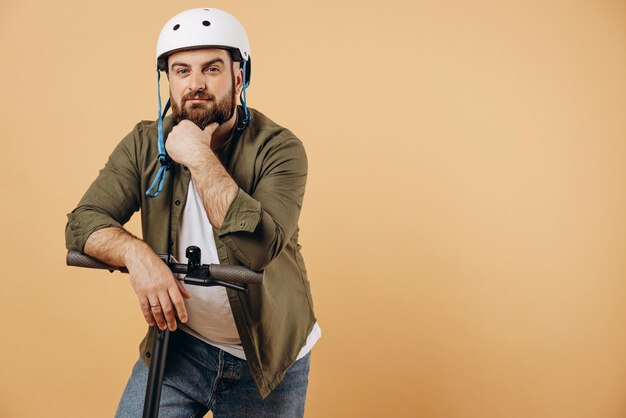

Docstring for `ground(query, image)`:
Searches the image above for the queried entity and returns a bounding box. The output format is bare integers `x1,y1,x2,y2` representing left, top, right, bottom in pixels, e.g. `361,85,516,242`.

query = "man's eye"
206,67,220,73
176,69,189,75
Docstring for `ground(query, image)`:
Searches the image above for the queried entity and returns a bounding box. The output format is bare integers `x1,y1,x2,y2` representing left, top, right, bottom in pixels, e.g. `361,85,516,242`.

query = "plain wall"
0,0,625,417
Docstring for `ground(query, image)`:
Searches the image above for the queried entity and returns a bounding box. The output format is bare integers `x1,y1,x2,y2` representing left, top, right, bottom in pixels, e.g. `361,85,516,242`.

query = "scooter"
66,246,263,418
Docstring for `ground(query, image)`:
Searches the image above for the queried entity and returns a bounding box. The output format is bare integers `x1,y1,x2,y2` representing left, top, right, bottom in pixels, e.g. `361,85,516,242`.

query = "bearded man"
65,8,320,417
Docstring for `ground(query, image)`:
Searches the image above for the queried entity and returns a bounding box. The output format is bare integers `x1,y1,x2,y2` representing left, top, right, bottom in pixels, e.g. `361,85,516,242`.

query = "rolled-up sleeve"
65,127,142,251
217,137,307,270
218,189,262,235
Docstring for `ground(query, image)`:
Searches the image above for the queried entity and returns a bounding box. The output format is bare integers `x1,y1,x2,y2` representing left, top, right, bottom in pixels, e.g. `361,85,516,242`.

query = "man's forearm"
83,226,149,267
189,152,238,230
163,120,238,230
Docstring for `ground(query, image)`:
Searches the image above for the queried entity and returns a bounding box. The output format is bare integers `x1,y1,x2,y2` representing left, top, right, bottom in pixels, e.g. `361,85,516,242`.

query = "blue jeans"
115,330,311,417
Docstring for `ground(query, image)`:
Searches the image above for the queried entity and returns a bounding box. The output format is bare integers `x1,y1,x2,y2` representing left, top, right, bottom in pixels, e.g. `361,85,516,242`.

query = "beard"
171,81,236,130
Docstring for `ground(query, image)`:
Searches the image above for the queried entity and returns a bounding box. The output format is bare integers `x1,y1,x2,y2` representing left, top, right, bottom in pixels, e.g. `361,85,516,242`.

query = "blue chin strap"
146,69,171,198
239,59,251,129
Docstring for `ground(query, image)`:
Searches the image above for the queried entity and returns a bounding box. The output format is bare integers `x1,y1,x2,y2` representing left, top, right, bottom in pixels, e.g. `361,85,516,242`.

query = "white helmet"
156,8,251,83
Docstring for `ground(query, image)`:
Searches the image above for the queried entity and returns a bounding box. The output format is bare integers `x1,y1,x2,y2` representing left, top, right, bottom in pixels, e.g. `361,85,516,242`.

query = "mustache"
182,91,216,103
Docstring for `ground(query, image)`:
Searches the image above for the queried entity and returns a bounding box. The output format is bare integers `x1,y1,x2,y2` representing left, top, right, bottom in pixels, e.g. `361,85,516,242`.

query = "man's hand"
84,227,190,331
165,120,218,170
124,241,190,331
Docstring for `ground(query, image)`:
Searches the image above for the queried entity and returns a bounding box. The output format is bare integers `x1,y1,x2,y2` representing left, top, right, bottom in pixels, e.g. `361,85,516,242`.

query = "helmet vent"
173,24,180,31
202,20,211,26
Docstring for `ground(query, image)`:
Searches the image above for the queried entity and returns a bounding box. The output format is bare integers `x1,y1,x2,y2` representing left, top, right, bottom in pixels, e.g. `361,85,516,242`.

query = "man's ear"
234,62,244,95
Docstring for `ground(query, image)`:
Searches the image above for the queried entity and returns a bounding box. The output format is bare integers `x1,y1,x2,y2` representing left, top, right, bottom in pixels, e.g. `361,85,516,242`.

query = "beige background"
1,0,625,417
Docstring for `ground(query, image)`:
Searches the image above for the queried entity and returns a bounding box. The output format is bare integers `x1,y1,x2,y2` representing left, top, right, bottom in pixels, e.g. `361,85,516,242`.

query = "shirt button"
175,200,181,206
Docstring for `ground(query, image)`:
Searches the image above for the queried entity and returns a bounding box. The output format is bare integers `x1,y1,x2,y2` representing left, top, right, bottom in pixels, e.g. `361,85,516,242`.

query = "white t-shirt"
177,180,320,360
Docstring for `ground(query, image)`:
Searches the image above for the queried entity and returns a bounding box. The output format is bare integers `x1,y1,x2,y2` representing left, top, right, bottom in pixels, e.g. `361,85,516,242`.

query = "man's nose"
189,71,206,92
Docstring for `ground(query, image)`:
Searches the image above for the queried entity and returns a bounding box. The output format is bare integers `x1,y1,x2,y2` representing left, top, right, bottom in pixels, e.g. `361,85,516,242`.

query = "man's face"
167,48,243,129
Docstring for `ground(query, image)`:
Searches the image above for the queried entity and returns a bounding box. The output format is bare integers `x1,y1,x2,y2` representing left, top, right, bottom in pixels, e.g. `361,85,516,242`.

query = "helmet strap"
238,59,250,130
146,69,171,198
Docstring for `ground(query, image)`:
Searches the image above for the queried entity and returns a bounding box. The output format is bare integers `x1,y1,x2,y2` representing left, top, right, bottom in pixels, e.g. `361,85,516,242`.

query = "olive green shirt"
65,107,316,398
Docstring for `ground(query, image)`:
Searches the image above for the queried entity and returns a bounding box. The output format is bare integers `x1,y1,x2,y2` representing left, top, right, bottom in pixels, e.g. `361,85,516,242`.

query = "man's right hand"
83,227,190,331
124,242,190,331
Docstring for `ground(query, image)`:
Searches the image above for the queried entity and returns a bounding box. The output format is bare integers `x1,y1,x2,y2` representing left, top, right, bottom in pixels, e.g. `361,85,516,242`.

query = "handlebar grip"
66,250,127,272
209,265,263,285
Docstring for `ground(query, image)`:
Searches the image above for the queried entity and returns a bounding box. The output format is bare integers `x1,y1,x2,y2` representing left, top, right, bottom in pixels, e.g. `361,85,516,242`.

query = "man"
65,8,320,417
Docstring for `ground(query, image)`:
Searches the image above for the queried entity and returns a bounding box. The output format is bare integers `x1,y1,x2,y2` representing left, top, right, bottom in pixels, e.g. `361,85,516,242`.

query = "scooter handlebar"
66,250,263,286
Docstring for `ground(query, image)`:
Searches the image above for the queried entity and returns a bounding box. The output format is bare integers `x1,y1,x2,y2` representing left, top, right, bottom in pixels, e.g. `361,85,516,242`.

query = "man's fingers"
149,301,167,330
158,293,178,331
139,299,156,327
169,285,188,323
